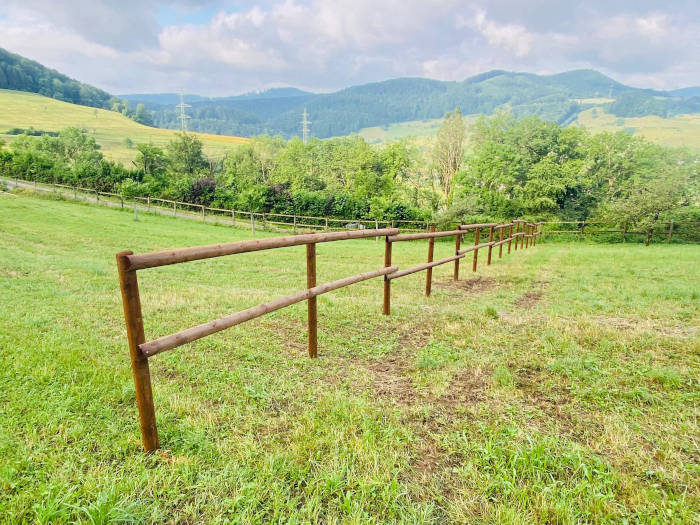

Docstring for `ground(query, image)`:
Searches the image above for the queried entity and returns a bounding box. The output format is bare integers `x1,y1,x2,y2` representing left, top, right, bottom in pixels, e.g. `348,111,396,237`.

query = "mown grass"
576,107,700,150
0,90,248,163
1,192,698,523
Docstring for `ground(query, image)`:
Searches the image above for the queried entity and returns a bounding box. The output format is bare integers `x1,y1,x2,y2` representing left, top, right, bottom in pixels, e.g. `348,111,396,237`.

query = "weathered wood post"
116,251,159,452
173,202,176,216
520,224,525,249
454,230,462,281
251,214,256,236
498,225,504,258
667,221,674,243
375,219,379,241
426,226,435,296
514,222,519,251
293,215,297,233
525,224,530,248
201,205,205,221
508,223,513,254
383,235,392,315
472,227,480,272
487,225,494,265
306,241,318,358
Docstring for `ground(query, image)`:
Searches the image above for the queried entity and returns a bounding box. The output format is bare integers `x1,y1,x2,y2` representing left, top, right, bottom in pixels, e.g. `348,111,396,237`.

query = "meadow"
0,192,698,523
576,107,700,150
0,90,248,163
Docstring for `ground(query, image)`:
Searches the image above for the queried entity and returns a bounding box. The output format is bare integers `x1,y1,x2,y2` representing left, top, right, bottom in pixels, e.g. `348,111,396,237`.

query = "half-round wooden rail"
387,229,462,242
126,228,399,271
386,253,465,280
139,265,398,357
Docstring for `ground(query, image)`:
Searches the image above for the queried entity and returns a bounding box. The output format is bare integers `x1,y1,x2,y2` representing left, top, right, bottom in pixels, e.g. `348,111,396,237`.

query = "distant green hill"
0,47,113,109
124,70,700,139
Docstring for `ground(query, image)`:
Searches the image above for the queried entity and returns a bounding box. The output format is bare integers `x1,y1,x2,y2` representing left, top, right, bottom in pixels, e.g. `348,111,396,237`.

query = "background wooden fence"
117,221,540,451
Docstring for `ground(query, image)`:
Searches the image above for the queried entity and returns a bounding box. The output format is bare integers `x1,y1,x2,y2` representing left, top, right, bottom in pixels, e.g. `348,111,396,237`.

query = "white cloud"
0,0,698,94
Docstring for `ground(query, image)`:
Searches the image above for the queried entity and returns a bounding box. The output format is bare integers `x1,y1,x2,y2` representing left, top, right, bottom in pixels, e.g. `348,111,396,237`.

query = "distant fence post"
508,223,513,254
426,226,435,296
498,225,504,258
579,221,585,240
472,228,480,272
667,221,674,243
306,241,318,358
375,220,379,241
147,197,150,212
173,202,176,216
520,224,525,249
383,236,392,315
251,214,256,236
116,251,159,452
293,215,297,233
325,217,329,231
454,230,462,281
201,205,205,221
232,210,235,226
487,225,494,265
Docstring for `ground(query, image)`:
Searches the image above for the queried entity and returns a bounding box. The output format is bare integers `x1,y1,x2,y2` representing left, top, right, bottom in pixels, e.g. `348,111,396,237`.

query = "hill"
0,47,113,109
123,69,700,139
0,89,248,163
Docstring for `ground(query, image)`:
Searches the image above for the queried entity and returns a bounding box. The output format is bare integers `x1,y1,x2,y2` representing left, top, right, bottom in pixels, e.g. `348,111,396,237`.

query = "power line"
175,92,191,132
301,108,311,144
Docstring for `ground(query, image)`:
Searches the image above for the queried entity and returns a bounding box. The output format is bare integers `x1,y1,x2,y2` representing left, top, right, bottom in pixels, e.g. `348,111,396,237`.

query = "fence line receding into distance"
117,221,541,452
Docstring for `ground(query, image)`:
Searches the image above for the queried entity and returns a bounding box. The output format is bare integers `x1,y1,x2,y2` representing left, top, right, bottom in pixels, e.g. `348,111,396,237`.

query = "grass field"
576,107,700,150
1,192,698,523
0,90,248,163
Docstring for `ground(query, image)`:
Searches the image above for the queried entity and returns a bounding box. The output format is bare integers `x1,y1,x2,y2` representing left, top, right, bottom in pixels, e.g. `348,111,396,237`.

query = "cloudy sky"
1,0,698,96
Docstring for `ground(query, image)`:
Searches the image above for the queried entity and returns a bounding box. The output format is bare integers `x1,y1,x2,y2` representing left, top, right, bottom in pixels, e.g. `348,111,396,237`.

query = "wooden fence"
540,220,700,244
117,220,540,451
3,176,429,233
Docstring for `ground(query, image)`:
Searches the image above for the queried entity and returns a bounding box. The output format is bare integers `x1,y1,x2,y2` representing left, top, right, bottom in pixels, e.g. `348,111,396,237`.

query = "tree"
596,173,690,245
166,132,207,176
432,108,465,205
133,104,154,127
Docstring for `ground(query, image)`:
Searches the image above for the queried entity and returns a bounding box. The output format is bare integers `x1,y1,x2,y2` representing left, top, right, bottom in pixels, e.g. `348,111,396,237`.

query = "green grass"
0,90,248,163
576,107,700,150
1,192,699,523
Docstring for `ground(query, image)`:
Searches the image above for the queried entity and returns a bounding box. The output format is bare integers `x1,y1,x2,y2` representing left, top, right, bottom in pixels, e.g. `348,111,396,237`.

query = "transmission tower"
176,92,191,131
301,108,311,144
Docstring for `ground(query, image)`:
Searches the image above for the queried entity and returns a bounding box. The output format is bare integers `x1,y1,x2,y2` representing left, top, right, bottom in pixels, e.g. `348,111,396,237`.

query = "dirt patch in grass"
397,322,434,349
514,280,548,308
434,276,497,293
367,354,416,405
591,316,697,338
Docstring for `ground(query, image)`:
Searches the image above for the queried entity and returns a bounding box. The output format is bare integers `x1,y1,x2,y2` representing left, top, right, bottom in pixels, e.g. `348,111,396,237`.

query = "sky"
1,0,698,96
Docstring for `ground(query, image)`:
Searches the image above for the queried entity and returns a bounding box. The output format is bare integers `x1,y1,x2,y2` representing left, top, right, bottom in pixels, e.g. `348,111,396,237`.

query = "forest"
2,111,697,232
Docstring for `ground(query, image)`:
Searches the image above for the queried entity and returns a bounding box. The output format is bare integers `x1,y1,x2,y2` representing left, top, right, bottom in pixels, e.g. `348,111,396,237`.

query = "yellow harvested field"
0,89,248,163
576,107,700,150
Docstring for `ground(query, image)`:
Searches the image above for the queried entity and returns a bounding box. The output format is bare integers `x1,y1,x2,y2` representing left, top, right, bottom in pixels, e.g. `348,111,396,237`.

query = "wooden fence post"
426,226,435,296
472,228,480,272
383,236,392,315
232,210,235,226
454,231,461,281
173,202,176,216
525,224,530,248
487,225,494,265
116,251,159,452
375,220,379,241
147,197,150,212
306,242,318,358
498,225,504,258
293,215,297,233
579,221,585,240
520,224,525,249
667,221,674,243
202,205,205,221
508,223,513,254
325,217,329,231
251,214,255,236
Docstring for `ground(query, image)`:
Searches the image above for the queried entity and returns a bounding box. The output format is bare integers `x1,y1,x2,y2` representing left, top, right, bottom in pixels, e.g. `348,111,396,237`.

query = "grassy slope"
1,193,698,523
576,107,700,149
359,107,700,151
0,90,248,163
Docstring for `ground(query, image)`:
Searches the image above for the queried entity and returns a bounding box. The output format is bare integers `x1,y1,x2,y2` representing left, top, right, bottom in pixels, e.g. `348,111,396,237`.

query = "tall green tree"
432,109,465,205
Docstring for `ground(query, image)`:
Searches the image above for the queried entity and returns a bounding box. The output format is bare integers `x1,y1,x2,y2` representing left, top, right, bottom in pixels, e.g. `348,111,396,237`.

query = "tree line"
1,112,697,235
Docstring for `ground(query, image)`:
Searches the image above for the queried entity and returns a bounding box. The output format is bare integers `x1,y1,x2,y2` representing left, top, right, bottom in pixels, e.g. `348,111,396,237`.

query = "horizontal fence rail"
116,220,542,451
